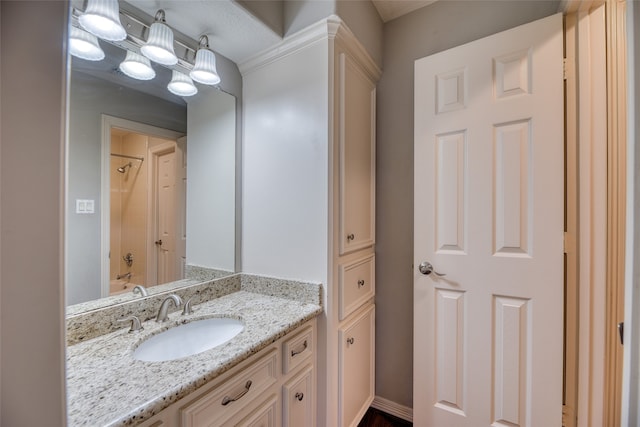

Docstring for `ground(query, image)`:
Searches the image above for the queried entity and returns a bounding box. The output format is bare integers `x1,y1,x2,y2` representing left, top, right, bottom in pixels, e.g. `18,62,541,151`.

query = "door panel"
414,13,564,426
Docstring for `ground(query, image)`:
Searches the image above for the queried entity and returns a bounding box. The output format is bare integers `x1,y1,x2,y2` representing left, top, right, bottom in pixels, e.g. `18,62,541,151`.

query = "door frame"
562,1,624,426
100,115,184,297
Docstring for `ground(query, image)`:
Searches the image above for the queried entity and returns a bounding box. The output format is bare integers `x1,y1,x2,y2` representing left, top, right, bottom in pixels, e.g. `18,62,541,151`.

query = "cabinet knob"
295,392,304,401
347,337,355,345
347,233,355,241
357,279,365,288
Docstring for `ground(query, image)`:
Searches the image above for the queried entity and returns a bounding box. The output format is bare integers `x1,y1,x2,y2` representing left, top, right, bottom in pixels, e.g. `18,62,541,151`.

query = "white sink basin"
134,317,244,362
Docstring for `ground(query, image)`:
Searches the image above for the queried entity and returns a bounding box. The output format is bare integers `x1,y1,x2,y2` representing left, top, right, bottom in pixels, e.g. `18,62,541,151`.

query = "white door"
151,142,177,285
414,14,564,426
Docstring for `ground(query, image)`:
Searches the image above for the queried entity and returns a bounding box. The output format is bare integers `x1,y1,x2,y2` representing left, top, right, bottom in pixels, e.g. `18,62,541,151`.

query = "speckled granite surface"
185,265,234,282
240,273,323,304
66,290,322,427
66,274,323,345
66,275,241,345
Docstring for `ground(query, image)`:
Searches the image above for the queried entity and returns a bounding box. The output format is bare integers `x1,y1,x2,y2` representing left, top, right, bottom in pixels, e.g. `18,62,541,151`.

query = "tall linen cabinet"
240,16,380,427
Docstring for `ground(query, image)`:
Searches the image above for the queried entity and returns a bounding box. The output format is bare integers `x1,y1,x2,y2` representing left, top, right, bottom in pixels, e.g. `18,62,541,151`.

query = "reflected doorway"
102,115,186,297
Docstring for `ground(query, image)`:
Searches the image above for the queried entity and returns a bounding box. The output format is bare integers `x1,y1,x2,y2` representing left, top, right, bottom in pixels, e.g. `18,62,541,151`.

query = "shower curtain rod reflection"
110,153,144,162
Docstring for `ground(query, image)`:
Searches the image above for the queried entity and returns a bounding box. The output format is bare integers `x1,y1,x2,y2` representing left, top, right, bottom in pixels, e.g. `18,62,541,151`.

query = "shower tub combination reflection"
109,127,185,295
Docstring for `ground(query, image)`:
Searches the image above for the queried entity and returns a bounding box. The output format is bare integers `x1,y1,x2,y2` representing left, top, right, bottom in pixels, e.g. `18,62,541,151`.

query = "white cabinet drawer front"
181,350,278,427
283,365,315,427
282,326,313,374
223,394,278,427
339,305,375,427
339,254,375,321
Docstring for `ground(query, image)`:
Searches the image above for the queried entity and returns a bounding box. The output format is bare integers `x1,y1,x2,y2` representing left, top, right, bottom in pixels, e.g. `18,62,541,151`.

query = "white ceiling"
122,1,283,64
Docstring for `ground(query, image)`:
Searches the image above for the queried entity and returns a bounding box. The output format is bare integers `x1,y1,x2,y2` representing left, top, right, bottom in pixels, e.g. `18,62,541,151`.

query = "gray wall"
336,0,383,66
1,1,67,425
66,71,187,305
281,0,383,67
236,0,284,35
375,0,560,408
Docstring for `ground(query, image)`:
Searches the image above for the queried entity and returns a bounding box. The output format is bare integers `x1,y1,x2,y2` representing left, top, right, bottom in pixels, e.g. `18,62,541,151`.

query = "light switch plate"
76,199,95,214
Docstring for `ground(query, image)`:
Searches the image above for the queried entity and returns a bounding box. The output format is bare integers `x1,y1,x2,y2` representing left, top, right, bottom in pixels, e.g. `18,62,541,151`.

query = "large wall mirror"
65,22,237,308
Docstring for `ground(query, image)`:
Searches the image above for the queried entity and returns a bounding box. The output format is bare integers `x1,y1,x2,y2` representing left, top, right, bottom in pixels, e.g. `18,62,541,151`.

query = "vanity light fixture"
119,50,156,80
167,70,198,97
69,26,105,61
141,10,178,66
71,5,222,95
78,0,126,41
190,35,221,85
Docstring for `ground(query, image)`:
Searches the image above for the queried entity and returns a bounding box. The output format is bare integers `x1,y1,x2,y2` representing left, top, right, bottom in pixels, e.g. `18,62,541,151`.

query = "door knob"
418,261,446,277
155,240,162,246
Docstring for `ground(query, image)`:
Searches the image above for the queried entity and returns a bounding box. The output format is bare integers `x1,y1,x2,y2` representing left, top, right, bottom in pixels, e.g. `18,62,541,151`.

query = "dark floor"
358,407,413,427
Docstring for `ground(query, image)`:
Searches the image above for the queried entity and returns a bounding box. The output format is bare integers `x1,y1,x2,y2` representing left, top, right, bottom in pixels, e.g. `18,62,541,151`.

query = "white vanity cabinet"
138,320,316,427
240,15,379,427
332,31,378,427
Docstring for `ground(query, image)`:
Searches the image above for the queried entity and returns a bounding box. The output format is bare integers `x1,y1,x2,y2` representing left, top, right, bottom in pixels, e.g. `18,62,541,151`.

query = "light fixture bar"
70,6,199,77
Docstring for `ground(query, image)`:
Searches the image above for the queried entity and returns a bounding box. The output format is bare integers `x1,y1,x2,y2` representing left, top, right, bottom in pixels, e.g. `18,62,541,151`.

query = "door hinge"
563,232,574,254
563,58,572,80
618,322,624,345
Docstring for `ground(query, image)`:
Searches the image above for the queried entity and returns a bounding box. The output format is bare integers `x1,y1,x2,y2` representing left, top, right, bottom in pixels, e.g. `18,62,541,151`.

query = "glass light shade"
167,71,197,97
190,48,221,85
119,51,156,80
78,0,126,41
141,21,178,66
69,26,105,61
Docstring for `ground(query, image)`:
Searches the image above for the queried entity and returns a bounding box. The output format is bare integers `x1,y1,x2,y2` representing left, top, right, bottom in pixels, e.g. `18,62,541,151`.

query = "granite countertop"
66,290,322,426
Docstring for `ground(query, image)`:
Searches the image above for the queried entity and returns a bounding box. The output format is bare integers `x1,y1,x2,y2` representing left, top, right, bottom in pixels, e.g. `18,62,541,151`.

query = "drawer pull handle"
347,337,355,345
347,233,355,241
221,380,252,406
291,340,308,357
295,392,304,401
357,279,365,288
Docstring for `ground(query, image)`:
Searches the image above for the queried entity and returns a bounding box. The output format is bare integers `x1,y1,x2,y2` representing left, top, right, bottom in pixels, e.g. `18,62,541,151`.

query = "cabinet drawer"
339,304,375,427
339,254,375,320
222,394,278,427
282,326,313,374
181,350,278,427
283,364,315,427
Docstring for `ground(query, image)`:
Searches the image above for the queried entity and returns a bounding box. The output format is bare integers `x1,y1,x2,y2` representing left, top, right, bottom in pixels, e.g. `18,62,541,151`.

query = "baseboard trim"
371,396,413,422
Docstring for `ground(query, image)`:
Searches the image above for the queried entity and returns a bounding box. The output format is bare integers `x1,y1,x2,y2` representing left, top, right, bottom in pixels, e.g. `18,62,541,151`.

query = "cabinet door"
339,304,375,427
283,365,315,427
338,51,376,256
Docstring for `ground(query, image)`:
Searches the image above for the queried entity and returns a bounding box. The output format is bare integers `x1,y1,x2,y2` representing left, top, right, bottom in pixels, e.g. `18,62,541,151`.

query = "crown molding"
239,14,380,81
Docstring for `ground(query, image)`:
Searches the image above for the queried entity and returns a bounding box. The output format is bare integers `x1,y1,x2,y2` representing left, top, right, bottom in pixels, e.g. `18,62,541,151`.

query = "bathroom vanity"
139,320,316,426
65,275,322,426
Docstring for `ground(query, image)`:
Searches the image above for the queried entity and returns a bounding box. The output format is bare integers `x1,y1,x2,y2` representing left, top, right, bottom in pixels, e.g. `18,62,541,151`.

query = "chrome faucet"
132,285,148,297
156,294,183,322
116,315,143,333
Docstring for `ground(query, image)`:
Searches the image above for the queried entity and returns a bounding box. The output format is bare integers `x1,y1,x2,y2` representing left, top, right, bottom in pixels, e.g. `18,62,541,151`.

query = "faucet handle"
182,297,195,316
117,316,144,333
